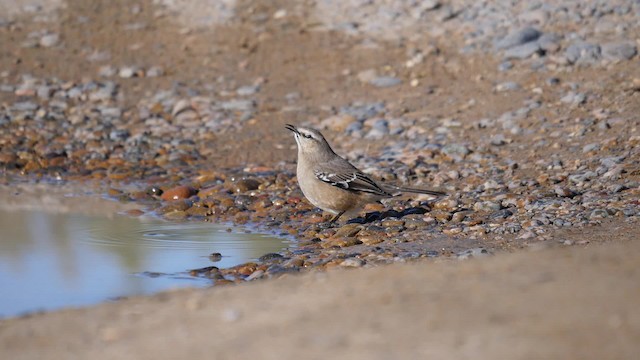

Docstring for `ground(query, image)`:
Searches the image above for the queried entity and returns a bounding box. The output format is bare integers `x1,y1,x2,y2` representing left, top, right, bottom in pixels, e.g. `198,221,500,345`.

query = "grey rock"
365,119,389,139
503,41,542,59
498,61,513,71
39,33,60,47
582,143,600,153
561,92,586,105
442,143,471,158
220,99,254,111
601,42,637,61
236,85,260,96
490,134,508,146
495,27,542,50
146,66,164,77
98,65,117,77
118,66,139,78
473,201,502,212
495,82,521,92
370,76,402,88
341,258,364,267
0,84,14,92
565,42,601,64
12,101,38,111
569,171,597,183
546,77,560,86
537,33,562,53
421,0,440,11
457,248,491,260
590,209,609,219
340,102,385,121
36,86,52,100
109,129,130,141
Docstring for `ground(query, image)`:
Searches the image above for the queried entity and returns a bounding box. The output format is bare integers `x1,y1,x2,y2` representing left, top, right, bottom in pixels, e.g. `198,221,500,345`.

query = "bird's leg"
329,211,345,224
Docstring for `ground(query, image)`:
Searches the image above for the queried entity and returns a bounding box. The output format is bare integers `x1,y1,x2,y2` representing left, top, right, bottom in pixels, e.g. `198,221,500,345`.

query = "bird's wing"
314,158,392,197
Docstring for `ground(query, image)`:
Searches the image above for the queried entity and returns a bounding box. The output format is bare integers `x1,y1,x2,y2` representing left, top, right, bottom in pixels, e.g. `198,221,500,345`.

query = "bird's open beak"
285,124,299,134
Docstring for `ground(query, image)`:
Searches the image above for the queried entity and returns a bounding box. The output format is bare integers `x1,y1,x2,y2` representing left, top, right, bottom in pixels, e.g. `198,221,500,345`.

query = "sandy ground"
1,0,639,358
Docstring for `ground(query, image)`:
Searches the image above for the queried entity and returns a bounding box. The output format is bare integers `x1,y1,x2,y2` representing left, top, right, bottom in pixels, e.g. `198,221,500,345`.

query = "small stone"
590,209,609,219
146,66,164,77
98,65,117,77
582,143,600,153
498,61,513,71
39,33,60,47
601,42,637,61
236,85,260,96
161,185,197,201
358,235,384,245
230,178,261,193
495,82,521,92
340,258,364,268
565,42,601,64
332,224,362,238
495,27,542,50
209,253,222,262
245,270,264,281
561,92,586,106
220,99,254,111
369,76,402,88
118,66,139,78
457,248,491,260
503,42,542,60
473,201,502,212
258,253,284,262
554,187,577,198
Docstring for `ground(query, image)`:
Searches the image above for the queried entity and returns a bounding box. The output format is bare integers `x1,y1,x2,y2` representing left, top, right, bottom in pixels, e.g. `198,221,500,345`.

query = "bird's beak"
285,124,299,134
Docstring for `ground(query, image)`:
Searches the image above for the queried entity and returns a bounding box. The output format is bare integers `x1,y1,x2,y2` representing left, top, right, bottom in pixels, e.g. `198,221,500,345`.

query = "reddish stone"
160,185,197,201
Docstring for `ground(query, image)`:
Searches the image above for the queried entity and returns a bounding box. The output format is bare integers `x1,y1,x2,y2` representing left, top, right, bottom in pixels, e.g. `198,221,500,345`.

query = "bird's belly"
297,171,358,215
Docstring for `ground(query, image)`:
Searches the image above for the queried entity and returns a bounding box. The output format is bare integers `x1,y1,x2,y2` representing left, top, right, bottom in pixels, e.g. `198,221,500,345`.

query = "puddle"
0,208,292,318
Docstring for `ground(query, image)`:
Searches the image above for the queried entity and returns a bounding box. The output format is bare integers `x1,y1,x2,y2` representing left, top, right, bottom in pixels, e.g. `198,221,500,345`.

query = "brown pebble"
237,263,257,276
161,185,197,201
358,235,384,245
229,178,261,193
321,237,362,248
332,224,363,238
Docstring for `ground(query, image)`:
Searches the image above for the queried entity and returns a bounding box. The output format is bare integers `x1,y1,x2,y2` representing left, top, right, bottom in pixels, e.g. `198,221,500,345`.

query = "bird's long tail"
382,184,446,197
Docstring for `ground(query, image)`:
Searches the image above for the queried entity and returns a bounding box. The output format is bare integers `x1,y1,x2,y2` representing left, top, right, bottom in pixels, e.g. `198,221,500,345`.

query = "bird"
285,124,445,223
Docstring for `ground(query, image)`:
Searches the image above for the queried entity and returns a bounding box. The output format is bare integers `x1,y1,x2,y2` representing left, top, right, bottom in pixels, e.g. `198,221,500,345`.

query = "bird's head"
285,124,334,158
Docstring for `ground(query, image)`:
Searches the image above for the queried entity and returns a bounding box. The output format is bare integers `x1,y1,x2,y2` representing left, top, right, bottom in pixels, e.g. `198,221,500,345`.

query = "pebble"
39,33,60,47
494,27,542,50
118,66,139,78
503,42,541,60
495,82,521,92
369,76,402,88
457,248,491,260
601,42,637,61
161,185,197,201
564,42,601,64
340,258,364,268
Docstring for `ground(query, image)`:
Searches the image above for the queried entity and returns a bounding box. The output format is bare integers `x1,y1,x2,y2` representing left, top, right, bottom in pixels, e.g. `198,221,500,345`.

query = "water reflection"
0,209,291,318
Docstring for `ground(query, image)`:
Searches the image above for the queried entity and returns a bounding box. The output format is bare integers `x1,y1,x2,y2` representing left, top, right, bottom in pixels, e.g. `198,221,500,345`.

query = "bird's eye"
303,134,313,139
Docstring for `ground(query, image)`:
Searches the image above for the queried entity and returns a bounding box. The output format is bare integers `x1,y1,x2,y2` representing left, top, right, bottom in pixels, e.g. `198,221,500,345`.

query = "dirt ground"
1,0,639,358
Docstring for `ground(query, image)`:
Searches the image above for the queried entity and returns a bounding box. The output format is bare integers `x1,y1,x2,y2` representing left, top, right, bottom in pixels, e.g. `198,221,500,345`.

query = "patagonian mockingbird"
286,124,445,223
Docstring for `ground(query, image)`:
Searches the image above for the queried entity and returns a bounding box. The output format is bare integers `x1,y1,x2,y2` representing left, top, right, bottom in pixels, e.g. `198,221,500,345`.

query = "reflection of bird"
286,124,445,223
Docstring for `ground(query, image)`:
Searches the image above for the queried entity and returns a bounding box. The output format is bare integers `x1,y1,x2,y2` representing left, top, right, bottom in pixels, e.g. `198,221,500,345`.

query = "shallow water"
0,209,292,318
